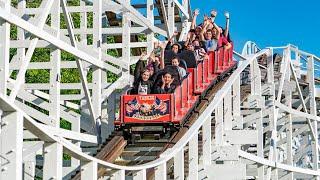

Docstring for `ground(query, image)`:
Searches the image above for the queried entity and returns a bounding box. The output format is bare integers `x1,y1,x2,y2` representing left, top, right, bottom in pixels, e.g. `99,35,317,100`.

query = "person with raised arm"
200,10,231,51
164,32,182,65
132,69,154,95
191,9,200,30
134,51,148,80
200,19,217,51
165,31,180,51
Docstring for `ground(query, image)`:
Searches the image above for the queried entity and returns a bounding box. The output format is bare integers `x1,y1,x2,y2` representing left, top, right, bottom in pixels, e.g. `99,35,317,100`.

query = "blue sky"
191,0,320,56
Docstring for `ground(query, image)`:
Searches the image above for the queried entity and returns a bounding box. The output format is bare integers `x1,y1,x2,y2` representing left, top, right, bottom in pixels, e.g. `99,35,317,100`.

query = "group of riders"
132,9,232,95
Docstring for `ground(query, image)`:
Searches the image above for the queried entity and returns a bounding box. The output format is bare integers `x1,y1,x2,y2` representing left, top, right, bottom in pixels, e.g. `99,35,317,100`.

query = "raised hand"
210,10,217,17
193,9,200,16
224,11,230,19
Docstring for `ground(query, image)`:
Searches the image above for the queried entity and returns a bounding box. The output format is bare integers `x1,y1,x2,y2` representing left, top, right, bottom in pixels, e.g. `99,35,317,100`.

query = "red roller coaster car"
115,46,237,138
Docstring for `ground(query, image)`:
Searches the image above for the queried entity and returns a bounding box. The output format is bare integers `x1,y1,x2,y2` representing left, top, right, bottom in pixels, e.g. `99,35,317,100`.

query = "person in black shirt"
154,72,176,94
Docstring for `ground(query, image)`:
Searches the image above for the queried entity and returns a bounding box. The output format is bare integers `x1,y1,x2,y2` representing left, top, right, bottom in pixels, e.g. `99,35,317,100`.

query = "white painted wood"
167,0,175,36
202,116,211,166
188,134,198,180
133,169,146,180
174,149,184,180
307,56,319,175
0,0,10,95
111,169,125,180
92,0,103,143
215,102,224,145
155,162,166,180
0,110,24,180
81,161,97,180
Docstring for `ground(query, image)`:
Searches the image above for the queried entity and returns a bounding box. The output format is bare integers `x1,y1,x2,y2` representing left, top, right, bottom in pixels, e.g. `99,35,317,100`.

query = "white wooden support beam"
294,48,301,78
22,145,39,180
8,0,55,103
256,110,265,179
43,142,63,180
202,116,212,166
159,0,170,38
92,0,103,143
232,76,242,129
0,110,24,180
111,169,125,180
180,0,190,41
266,50,277,179
284,52,293,179
43,1,63,178
174,149,184,180
133,169,146,180
23,159,36,180
167,0,175,36
215,102,224,145
146,0,155,55
79,0,89,146
172,0,189,19
307,56,319,173
122,0,131,81
154,162,167,180
71,110,80,168
16,0,26,91
250,57,262,96
0,0,10,95
267,107,279,179
182,0,189,13
189,133,198,180
37,123,97,143
80,0,87,44
81,161,97,180
267,48,284,180
178,20,190,42
277,48,289,101
267,48,275,97
224,89,232,130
